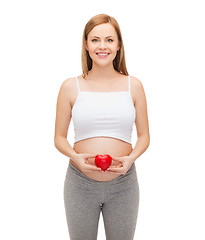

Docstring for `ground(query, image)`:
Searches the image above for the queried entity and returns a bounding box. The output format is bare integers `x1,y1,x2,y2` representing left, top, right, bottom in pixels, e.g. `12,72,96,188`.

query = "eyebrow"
91,36,114,39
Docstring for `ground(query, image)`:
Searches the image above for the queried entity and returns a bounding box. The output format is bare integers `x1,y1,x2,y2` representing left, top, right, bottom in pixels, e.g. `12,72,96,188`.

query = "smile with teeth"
96,53,110,56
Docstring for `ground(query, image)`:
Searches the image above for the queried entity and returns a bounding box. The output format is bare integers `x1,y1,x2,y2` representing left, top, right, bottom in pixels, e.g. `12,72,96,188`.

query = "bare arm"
54,78,100,172
128,77,150,162
54,136,78,159
105,76,150,174
54,78,78,160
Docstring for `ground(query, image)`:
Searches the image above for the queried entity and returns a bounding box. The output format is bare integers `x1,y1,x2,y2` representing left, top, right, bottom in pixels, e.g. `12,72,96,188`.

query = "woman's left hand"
106,155,134,175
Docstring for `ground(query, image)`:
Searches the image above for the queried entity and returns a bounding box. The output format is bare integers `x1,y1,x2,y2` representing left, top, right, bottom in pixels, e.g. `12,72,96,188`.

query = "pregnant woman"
54,13,150,240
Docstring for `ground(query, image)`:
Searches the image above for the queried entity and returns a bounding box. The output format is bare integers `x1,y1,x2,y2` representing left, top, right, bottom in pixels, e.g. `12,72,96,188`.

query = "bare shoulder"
60,77,75,90
57,77,76,106
55,77,76,139
130,75,144,90
130,76,146,104
59,77,76,95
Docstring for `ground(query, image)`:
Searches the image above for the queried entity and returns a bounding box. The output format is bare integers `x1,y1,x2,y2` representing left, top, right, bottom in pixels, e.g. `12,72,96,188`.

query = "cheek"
86,43,96,52
110,44,120,52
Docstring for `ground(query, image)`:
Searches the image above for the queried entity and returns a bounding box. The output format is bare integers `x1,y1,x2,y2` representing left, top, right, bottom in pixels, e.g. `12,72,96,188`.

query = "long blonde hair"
81,14,128,78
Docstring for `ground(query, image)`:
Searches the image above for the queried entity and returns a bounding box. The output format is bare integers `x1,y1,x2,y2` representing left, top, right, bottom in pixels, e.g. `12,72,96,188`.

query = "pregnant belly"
70,137,133,181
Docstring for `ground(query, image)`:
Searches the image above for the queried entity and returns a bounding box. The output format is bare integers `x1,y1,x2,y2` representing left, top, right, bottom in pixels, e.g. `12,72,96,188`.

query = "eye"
92,39,98,42
108,39,113,42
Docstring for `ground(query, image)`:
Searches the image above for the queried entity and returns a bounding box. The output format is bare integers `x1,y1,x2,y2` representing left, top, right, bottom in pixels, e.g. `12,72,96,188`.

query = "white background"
0,0,205,239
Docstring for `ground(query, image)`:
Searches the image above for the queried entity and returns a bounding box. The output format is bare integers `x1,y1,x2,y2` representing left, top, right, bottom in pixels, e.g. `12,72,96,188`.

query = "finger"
108,164,123,169
111,158,121,162
111,157,124,163
106,167,123,173
87,154,97,159
110,155,119,160
87,165,102,171
106,169,122,174
85,159,90,164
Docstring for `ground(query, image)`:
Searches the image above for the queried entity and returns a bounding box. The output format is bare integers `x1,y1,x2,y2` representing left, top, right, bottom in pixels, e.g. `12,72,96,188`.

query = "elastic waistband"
68,161,136,185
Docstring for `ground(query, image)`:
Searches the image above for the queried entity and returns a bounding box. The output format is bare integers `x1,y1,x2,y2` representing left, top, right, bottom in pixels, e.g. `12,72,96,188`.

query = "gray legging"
64,161,140,240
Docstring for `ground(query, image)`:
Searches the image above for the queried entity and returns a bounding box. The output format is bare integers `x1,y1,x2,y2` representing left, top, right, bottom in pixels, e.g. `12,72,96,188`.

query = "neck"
85,63,121,82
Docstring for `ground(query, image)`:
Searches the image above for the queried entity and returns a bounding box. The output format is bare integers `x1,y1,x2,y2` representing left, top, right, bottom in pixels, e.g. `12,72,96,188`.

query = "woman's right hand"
72,153,102,172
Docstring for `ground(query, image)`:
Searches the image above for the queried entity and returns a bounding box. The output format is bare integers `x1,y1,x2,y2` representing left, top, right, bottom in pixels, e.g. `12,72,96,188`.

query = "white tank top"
72,75,136,144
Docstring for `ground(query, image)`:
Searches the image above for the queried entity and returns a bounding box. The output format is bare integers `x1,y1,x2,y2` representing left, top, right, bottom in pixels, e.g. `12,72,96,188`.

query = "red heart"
95,154,112,171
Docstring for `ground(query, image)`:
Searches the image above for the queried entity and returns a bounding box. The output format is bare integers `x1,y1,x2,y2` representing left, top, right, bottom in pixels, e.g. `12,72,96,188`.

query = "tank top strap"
75,76,80,92
128,75,131,92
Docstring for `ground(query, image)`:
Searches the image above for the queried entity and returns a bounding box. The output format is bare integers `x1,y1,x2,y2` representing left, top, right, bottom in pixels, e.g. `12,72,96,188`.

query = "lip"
96,52,110,54
96,52,110,58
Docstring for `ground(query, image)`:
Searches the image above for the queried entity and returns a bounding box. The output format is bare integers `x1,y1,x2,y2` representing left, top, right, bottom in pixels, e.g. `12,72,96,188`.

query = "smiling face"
85,23,120,67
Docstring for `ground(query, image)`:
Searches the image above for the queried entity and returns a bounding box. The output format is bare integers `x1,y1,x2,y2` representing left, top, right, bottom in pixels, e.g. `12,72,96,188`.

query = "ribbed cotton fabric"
71,75,136,144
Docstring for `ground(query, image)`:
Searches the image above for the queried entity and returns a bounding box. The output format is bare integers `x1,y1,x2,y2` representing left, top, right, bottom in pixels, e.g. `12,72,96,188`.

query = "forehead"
88,23,117,38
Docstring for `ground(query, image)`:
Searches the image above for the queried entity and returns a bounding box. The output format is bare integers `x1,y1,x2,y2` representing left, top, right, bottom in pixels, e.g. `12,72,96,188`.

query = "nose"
99,40,107,49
